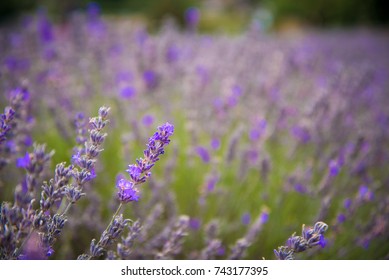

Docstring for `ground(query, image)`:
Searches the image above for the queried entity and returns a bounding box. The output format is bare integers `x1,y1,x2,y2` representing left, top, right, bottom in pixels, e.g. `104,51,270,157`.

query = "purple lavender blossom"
274,221,328,260
23,135,33,147
86,2,106,37
117,122,174,203
328,159,341,177
87,2,100,18
189,218,201,231
8,87,30,102
46,247,54,257
337,214,346,223
195,146,210,163
249,119,267,142
241,213,251,225
142,115,154,127
359,185,368,197
217,246,226,256
291,125,311,144
143,70,158,90
318,235,327,248
227,85,243,108
116,179,140,203
120,86,136,99
294,183,307,194
166,45,180,63
343,198,352,209
206,176,218,192
37,10,54,43
16,152,30,168
358,185,374,201
185,7,200,29
210,138,220,150
0,107,16,144
260,211,269,224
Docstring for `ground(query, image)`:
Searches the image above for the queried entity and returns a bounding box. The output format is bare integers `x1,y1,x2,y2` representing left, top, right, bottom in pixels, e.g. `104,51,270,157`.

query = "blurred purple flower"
41,47,56,61
210,138,220,150
358,185,374,201
16,152,30,168
291,125,311,144
120,86,136,99
195,146,210,163
213,97,223,110
359,185,369,197
216,246,225,256
4,56,18,71
227,86,242,108
241,213,251,225
359,186,369,197
6,141,16,153
260,211,269,224
328,159,341,177
247,150,259,163
185,7,200,28
343,198,352,209
116,71,133,84
361,238,370,249
206,176,218,192
10,34,22,48
4,57,30,72
249,119,267,142
232,85,242,96
143,70,158,90
87,2,100,18
38,10,54,43
227,95,238,107
9,87,30,101
166,45,180,63
86,2,106,36
337,213,346,223
24,135,33,147
189,218,201,230
142,115,154,127
294,184,307,194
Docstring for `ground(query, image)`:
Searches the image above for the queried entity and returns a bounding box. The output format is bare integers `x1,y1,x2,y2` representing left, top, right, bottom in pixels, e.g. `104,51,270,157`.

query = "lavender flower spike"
117,122,174,203
80,122,174,260
274,221,328,260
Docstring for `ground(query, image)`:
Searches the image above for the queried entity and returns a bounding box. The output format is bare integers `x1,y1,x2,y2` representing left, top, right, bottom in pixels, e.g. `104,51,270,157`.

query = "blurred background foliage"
0,0,387,32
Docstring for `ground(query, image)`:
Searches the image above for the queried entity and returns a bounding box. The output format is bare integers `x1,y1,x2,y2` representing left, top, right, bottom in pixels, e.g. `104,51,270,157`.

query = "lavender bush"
1,4,389,260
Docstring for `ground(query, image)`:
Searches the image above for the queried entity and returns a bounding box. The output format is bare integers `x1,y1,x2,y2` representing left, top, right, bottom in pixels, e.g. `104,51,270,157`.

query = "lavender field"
1,7,389,260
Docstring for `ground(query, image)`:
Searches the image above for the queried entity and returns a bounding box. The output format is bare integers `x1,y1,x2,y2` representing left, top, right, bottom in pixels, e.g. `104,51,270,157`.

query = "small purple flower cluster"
0,88,31,170
116,122,174,203
78,122,174,260
274,222,328,260
0,107,15,144
0,103,110,259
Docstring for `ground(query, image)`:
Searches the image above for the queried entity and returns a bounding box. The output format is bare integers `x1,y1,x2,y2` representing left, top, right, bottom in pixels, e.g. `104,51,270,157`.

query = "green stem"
103,203,123,235
86,203,124,260
61,202,73,216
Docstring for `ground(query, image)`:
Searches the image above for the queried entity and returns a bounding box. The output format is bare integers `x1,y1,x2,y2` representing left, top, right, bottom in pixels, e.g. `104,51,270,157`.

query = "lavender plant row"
1,6,389,259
